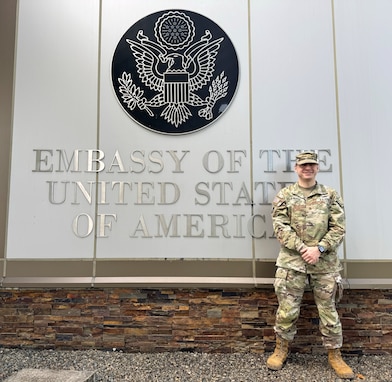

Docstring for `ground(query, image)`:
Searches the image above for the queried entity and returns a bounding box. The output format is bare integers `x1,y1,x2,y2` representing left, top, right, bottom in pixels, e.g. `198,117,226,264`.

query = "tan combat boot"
266,336,289,370
328,349,355,379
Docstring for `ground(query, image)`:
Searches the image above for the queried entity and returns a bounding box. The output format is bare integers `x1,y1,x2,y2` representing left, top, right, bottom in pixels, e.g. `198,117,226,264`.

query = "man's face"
295,163,319,181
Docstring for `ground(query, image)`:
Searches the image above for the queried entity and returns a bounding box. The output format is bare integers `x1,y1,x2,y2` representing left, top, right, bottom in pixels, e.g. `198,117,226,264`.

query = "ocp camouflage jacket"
272,182,345,274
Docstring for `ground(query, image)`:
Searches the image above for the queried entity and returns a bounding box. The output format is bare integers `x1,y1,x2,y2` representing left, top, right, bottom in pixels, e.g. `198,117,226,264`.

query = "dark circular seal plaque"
112,9,239,135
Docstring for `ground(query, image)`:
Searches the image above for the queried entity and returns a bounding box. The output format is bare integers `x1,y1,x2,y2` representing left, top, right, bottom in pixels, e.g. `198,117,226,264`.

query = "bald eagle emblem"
112,10,238,134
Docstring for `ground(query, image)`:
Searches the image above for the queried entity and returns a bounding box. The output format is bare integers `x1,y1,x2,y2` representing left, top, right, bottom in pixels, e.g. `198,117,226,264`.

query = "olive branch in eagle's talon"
118,72,154,116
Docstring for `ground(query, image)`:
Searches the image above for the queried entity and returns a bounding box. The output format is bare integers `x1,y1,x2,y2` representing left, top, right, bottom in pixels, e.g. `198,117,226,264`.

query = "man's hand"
300,246,320,265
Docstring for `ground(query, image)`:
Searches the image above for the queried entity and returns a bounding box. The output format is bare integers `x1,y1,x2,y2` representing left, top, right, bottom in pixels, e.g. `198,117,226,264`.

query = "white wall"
5,0,392,262
334,0,392,260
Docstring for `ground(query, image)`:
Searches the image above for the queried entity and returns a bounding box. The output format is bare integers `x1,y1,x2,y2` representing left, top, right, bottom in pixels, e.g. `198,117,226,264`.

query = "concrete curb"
4,369,95,382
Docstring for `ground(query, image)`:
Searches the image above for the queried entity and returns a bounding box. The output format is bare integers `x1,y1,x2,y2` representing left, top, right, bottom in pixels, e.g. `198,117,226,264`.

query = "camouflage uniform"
272,182,345,349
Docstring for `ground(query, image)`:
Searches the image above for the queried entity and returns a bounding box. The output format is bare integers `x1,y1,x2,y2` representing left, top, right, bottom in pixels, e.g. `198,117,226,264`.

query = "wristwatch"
318,245,325,254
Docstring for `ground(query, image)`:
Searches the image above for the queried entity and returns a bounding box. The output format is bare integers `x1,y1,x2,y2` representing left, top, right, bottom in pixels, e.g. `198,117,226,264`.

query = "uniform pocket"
274,267,289,293
275,267,289,280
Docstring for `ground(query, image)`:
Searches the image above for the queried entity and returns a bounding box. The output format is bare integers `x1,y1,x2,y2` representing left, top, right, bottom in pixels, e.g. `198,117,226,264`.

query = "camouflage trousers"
273,267,343,349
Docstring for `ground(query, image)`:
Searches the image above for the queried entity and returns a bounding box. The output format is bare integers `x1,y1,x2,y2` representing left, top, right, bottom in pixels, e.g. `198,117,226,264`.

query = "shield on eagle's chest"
164,72,190,104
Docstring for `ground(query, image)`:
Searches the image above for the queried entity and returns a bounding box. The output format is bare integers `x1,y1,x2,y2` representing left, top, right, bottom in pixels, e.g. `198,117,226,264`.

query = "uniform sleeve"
318,191,346,251
272,194,305,253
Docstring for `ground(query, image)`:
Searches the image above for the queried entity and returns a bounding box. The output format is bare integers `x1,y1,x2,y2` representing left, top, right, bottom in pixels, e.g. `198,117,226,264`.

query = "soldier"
266,151,354,379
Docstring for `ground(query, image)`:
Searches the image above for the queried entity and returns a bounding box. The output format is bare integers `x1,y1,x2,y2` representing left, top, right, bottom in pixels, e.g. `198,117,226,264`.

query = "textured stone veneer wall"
0,288,391,354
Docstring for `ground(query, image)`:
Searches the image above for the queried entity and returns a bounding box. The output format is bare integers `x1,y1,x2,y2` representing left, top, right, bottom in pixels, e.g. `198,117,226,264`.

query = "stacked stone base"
0,288,391,354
